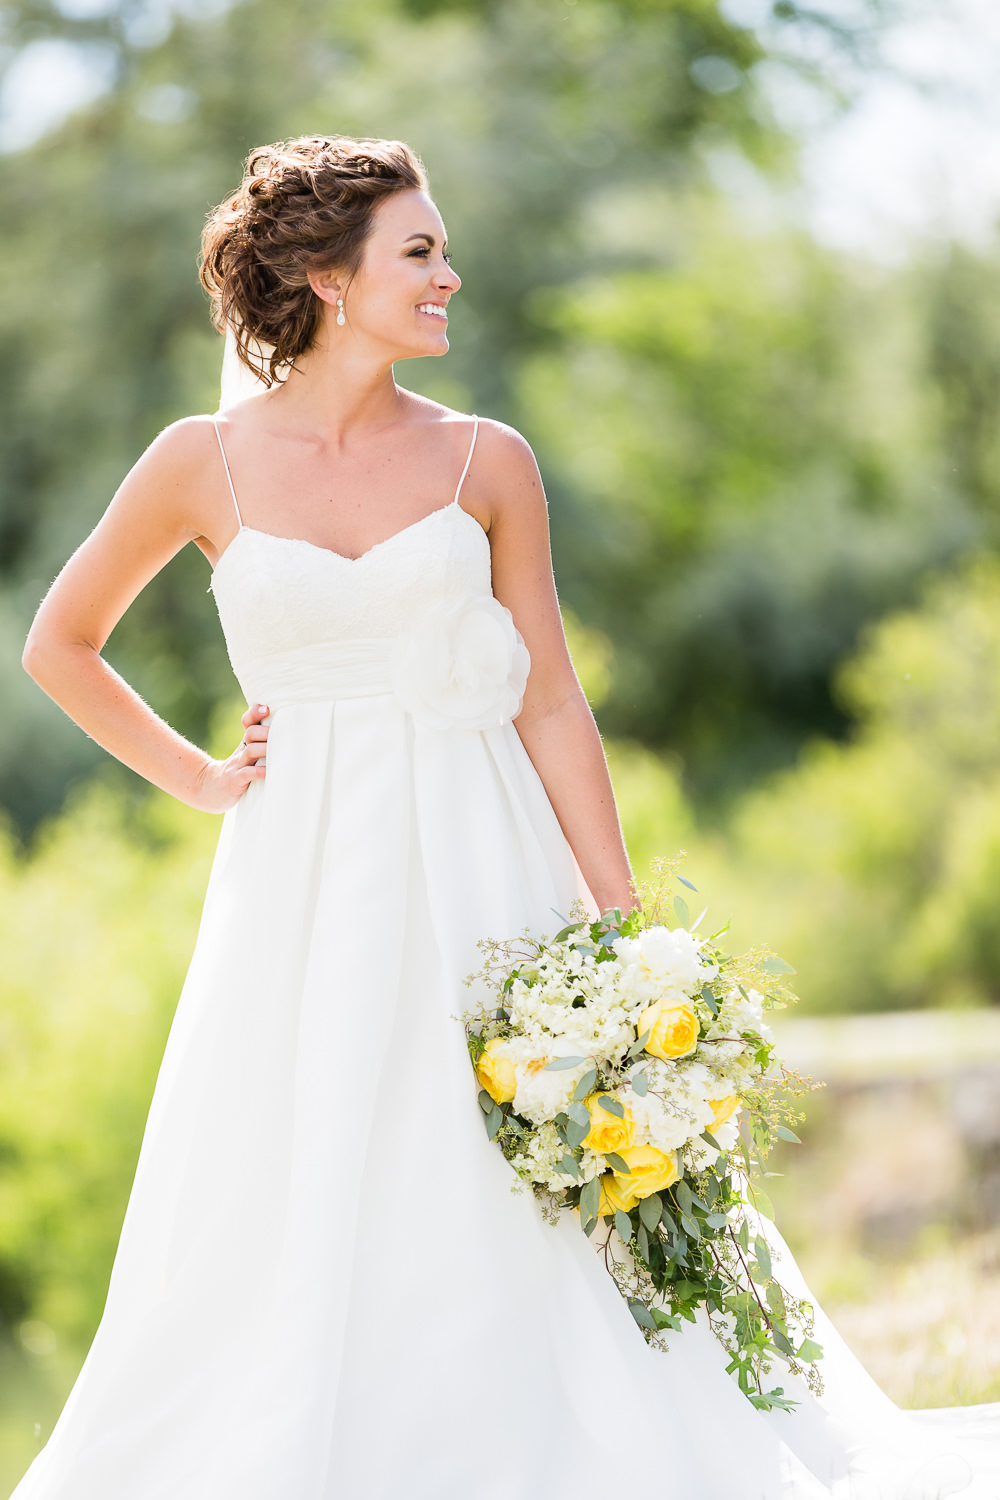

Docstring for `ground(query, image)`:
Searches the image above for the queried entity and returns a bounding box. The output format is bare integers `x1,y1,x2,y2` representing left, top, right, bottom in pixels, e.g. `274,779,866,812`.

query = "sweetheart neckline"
209,497,488,578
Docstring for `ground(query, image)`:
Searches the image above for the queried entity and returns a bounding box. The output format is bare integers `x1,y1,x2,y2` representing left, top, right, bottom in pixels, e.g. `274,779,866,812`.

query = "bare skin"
22,187,636,912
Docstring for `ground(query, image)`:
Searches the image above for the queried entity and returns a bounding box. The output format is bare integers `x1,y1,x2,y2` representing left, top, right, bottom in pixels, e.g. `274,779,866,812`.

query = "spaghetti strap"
453,415,480,506
212,416,244,530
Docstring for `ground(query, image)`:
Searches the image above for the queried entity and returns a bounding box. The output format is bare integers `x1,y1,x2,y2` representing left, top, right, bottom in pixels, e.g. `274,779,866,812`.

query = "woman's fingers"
237,703,269,771
241,701,269,729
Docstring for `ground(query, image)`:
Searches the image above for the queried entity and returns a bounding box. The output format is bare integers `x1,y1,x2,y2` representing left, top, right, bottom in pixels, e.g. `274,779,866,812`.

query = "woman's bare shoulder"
469,418,545,525
134,413,224,481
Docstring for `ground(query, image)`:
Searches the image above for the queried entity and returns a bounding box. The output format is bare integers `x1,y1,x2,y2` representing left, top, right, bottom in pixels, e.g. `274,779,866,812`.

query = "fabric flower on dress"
390,595,530,731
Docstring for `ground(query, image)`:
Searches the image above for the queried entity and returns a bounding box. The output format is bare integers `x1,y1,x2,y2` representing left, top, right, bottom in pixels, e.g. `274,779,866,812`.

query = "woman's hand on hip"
194,702,269,813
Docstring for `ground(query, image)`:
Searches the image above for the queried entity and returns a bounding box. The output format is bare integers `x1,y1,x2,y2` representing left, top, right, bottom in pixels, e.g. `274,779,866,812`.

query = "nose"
437,260,461,294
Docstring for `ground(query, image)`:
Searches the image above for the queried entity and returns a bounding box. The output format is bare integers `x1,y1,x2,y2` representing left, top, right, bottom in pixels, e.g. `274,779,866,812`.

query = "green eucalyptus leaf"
579,1177,600,1237
630,1070,649,1097
477,1089,494,1114
544,1055,587,1071
775,1126,802,1144
558,1153,582,1179
753,1235,772,1281
674,1180,694,1214
747,1185,775,1220
628,1299,658,1331
760,955,796,975
638,1193,662,1231
565,1119,590,1150
605,1152,631,1174
485,1104,503,1139
598,1095,626,1118
637,1224,650,1262
614,1209,633,1243
700,985,719,1016
572,1067,598,1101
628,1028,652,1058
567,1101,590,1128
673,894,690,925
677,875,698,892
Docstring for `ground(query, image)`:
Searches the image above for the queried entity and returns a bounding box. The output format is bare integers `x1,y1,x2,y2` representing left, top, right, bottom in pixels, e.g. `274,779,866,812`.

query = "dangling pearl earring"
336,297,345,327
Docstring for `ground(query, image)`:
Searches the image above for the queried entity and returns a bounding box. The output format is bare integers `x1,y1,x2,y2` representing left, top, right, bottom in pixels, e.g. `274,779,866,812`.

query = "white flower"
613,925,717,997
503,1037,590,1127
391,594,530,730
683,1115,740,1173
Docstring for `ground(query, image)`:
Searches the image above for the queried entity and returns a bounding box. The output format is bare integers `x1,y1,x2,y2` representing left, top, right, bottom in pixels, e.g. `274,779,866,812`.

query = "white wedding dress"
10,385,1000,1499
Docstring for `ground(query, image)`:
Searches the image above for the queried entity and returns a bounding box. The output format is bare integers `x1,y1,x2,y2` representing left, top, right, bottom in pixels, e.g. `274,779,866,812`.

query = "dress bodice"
206,418,529,731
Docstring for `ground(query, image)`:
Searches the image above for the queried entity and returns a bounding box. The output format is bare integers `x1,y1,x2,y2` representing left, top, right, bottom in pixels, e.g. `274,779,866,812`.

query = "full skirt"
11,698,999,1499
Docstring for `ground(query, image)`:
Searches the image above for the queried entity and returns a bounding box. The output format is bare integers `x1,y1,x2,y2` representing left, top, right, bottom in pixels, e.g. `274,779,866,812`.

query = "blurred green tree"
518,217,985,799
688,552,1000,1012
0,0,894,830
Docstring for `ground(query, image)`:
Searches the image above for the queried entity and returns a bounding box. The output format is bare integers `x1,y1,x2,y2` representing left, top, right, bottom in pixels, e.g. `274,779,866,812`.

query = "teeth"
418,304,447,318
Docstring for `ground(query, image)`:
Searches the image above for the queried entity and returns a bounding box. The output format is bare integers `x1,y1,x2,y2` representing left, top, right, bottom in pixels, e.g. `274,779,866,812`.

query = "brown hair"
199,134,428,386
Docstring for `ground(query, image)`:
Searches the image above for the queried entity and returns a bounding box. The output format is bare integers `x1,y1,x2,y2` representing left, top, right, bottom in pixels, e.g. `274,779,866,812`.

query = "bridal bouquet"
464,858,822,1413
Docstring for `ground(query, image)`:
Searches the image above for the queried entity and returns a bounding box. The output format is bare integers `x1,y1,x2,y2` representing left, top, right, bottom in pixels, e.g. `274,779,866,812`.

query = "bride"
12,133,998,1499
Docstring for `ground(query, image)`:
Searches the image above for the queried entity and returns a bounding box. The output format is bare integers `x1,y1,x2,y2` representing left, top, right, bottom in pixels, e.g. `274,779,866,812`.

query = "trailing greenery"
465,862,821,1410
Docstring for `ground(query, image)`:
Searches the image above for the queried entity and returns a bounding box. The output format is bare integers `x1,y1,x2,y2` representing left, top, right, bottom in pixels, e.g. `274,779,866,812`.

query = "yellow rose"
636,999,699,1060
475,1040,517,1104
598,1144,680,1215
708,1095,740,1133
619,1144,681,1209
597,1172,636,1216
583,1093,636,1156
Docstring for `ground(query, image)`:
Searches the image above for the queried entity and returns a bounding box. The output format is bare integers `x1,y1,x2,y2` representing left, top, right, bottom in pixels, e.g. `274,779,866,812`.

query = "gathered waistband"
235,639,394,711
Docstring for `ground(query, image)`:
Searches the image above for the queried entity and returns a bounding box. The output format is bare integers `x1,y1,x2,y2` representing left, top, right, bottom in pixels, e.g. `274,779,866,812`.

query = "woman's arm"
474,420,637,915
22,418,268,813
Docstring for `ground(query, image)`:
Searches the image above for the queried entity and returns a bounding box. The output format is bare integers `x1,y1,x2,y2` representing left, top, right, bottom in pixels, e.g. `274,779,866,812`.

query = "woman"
13,134,997,1499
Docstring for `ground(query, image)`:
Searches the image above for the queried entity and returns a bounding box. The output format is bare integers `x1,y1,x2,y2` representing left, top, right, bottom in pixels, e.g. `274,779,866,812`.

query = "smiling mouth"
417,304,448,321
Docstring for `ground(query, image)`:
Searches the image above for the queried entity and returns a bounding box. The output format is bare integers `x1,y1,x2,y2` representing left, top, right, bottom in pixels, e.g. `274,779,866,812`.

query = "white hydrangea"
502,1037,590,1126
619,1058,717,1154
506,942,639,1061
705,985,773,1046
510,1120,602,1191
613,925,718,1000
683,1116,740,1172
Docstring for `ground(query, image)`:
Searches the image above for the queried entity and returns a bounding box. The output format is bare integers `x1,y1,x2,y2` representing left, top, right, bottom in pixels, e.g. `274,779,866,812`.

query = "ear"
307,267,343,308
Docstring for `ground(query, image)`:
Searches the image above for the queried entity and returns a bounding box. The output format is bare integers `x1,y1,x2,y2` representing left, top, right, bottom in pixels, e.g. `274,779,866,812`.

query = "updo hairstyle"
200,134,428,386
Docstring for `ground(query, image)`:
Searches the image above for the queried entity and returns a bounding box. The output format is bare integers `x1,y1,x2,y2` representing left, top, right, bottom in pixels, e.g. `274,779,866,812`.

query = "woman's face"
315,188,461,360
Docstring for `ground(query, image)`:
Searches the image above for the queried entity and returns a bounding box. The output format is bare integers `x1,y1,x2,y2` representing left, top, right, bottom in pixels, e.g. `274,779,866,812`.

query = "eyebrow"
404,232,448,248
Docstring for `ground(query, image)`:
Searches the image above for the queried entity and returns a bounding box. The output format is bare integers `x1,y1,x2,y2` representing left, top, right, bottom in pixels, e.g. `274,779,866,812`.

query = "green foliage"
519,216,983,795
0,703,244,1349
0,0,798,833
682,552,1000,1010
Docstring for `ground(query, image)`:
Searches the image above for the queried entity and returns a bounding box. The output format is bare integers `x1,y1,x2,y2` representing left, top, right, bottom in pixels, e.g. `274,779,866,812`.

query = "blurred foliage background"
4,0,1000,1482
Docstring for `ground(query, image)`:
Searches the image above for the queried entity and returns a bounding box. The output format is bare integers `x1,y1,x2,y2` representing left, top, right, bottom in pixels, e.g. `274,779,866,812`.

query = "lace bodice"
210,501,491,661
206,417,529,730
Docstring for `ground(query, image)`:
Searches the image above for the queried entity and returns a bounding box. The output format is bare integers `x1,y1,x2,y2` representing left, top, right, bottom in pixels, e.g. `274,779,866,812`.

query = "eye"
408,246,453,263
